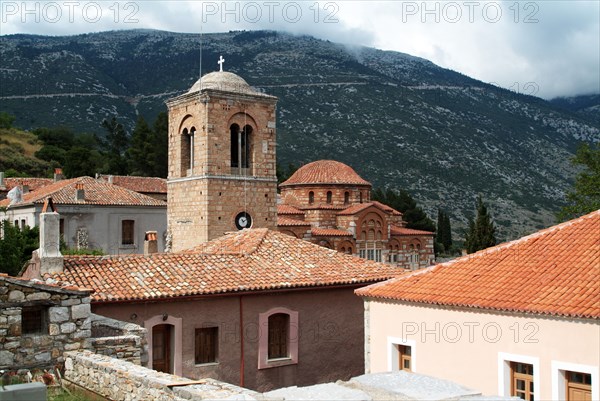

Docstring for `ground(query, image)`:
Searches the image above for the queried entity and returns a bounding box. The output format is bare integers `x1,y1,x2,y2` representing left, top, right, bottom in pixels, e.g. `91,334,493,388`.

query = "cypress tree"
464,196,496,253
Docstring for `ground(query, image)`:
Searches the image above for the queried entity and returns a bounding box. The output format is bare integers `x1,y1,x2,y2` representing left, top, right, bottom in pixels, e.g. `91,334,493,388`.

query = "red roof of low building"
357,210,600,319
338,202,405,217
278,217,310,227
0,176,166,208
51,229,403,302
311,227,353,237
277,204,305,215
280,160,371,187
1,177,53,192
390,226,435,236
96,175,167,194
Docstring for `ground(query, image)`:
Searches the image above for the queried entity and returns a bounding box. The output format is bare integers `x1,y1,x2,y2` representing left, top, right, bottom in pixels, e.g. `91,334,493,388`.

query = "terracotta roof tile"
311,227,353,237
97,175,167,194
278,217,310,227
390,226,435,236
338,202,405,217
357,210,600,319
277,204,305,215
0,176,166,208
280,160,371,186
51,229,403,302
1,177,53,192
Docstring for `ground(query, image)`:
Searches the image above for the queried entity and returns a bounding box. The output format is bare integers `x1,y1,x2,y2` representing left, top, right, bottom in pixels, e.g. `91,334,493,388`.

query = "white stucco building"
357,210,600,401
0,176,166,254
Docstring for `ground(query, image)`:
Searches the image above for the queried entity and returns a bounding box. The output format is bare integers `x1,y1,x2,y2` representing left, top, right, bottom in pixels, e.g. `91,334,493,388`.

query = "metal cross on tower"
218,55,225,72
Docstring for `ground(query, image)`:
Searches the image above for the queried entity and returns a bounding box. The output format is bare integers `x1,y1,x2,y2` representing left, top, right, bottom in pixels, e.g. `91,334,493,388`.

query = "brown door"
567,372,592,401
152,324,171,373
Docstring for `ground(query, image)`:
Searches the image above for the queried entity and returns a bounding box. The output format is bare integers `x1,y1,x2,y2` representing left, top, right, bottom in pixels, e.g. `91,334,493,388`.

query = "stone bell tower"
166,59,278,252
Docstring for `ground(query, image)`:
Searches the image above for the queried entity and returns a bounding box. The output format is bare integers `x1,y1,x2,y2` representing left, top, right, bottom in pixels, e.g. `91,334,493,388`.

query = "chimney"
0,172,4,188
108,175,114,184
22,185,30,194
75,183,84,201
54,168,64,182
144,231,158,255
38,209,63,275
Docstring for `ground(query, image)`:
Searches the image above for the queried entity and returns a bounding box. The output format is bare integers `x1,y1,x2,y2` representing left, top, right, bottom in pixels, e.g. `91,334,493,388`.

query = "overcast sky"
1,1,598,99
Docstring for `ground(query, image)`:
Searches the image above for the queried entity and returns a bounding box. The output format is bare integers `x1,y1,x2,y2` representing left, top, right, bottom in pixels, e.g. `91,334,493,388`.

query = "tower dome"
281,160,371,187
188,71,259,95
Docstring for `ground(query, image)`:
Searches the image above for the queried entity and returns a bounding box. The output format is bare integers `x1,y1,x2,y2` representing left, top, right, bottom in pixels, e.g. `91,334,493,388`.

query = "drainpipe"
239,295,245,388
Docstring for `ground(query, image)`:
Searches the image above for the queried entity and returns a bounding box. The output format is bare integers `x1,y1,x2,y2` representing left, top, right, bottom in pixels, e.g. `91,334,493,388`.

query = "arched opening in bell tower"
230,123,253,172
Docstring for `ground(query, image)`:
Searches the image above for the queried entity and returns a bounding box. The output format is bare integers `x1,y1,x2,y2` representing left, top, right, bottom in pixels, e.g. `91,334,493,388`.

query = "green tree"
0,220,38,276
101,117,129,175
436,209,453,253
371,188,436,232
151,111,169,178
0,112,16,129
128,116,154,175
33,126,75,149
276,162,299,184
558,142,600,221
63,146,101,177
464,195,497,253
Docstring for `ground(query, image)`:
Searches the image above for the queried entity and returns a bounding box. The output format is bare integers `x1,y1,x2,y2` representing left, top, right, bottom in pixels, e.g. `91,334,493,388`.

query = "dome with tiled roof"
188,71,259,95
280,160,371,186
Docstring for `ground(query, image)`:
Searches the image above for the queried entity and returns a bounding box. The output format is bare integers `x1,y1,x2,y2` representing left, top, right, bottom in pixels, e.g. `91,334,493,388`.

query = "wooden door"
153,324,171,373
567,372,592,401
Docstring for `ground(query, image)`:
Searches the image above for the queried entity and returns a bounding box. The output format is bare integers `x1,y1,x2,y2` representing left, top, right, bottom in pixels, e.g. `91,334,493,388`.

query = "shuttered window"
195,327,218,364
268,313,289,359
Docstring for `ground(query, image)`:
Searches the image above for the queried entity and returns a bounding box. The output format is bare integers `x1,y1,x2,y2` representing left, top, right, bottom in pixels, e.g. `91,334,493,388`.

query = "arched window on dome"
326,191,332,204
230,124,252,172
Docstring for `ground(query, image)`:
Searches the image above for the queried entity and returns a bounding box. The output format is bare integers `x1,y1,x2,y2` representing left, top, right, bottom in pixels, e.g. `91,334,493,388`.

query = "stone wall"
89,314,148,366
63,351,260,401
0,275,92,370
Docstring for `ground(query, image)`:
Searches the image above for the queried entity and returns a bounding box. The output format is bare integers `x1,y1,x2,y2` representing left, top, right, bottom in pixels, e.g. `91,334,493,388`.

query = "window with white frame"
258,308,298,369
552,361,598,401
498,353,540,400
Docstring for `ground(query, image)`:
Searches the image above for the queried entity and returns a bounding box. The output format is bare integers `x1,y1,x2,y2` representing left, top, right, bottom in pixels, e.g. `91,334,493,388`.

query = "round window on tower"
235,212,253,230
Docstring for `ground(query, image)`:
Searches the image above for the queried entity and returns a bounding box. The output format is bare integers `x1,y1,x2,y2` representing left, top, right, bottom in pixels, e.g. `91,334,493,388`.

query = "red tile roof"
51,229,403,302
371,201,403,216
277,204,305,215
0,273,93,295
390,226,435,236
338,202,405,217
1,177,53,192
280,160,371,187
277,216,310,227
311,227,353,237
0,176,166,208
357,210,600,319
97,175,167,194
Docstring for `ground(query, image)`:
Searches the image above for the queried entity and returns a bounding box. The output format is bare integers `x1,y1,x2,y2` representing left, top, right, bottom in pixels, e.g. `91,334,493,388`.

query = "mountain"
1,29,599,239
550,94,600,123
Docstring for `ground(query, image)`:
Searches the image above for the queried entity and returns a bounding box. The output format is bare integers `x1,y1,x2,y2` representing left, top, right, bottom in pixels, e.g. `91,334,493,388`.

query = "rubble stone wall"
63,351,260,401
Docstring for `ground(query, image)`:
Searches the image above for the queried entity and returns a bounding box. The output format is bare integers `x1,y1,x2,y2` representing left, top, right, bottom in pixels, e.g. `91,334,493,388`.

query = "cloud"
1,0,597,99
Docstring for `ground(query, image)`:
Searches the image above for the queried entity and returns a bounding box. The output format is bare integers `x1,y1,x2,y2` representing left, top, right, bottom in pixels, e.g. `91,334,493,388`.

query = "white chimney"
6,186,22,205
38,211,63,275
144,231,158,255
54,168,64,182
75,183,84,201
22,185,30,194
108,175,114,184
0,172,4,188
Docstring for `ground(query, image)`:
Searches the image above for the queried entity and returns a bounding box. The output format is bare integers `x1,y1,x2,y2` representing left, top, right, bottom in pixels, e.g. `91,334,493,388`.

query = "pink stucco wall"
92,286,365,392
365,300,600,400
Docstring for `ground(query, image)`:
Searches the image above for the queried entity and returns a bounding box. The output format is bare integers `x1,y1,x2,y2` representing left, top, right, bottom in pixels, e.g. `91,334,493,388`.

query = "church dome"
281,160,371,187
188,71,257,94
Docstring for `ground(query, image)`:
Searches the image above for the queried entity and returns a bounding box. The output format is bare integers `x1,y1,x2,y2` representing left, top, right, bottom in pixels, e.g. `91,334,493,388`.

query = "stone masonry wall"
0,275,92,370
90,313,148,366
63,351,261,401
